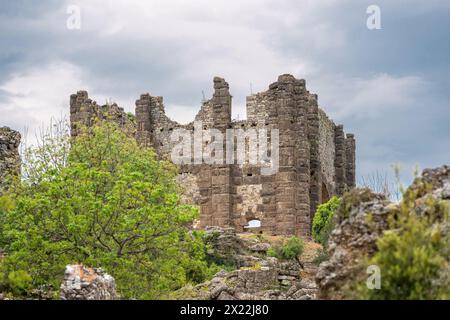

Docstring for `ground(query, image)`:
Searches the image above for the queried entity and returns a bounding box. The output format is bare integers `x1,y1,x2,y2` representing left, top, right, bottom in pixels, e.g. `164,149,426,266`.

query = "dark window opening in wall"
321,182,330,204
247,173,253,177
160,128,164,132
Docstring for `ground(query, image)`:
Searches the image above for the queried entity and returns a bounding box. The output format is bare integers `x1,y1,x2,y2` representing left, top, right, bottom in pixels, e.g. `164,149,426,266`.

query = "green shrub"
268,237,304,260
0,270,33,296
126,112,136,124
312,196,340,246
0,122,215,299
355,186,450,300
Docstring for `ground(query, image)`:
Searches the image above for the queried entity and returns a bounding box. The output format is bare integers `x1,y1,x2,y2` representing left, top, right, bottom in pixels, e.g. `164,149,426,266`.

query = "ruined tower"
70,90,131,137
71,74,356,237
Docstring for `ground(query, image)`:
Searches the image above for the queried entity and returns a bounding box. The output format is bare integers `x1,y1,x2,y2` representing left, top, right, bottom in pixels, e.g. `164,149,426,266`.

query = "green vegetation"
268,236,304,260
312,196,340,246
0,122,217,299
126,112,136,124
354,182,450,300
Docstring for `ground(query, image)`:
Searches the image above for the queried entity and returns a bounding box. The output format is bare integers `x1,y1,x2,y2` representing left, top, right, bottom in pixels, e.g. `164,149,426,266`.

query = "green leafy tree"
312,196,341,246
0,122,214,299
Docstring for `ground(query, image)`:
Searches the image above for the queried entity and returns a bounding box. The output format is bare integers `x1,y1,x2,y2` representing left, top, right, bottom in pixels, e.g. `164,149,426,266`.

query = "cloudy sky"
0,0,449,185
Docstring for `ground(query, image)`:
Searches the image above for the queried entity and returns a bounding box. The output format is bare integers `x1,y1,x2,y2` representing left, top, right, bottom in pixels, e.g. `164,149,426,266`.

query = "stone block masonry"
70,74,356,237
70,90,133,137
0,127,21,191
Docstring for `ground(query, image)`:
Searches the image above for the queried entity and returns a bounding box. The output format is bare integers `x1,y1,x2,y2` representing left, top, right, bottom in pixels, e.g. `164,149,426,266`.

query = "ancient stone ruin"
0,127,21,191
70,74,356,237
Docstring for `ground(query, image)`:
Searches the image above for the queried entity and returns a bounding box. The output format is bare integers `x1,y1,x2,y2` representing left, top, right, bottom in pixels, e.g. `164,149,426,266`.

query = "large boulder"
60,265,116,300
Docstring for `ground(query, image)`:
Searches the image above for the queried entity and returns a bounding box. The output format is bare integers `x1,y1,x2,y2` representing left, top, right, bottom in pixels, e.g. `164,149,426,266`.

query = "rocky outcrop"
316,165,450,299
315,189,390,299
174,227,318,300
184,267,317,300
60,265,116,300
0,127,21,190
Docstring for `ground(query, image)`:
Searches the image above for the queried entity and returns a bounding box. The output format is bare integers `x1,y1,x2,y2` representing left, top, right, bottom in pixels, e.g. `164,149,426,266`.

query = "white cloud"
165,104,199,125
55,0,330,120
0,0,357,125
309,73,427,120
0,61,100,144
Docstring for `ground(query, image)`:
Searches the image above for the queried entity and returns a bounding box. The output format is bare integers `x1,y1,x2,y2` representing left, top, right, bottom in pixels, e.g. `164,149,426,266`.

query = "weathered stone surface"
71,75,356,237
315,188,390,299
316,165,450,299
174,227,317,300
60,265,116,300
248,242,271,253
0,127,21,191
70,91,134,138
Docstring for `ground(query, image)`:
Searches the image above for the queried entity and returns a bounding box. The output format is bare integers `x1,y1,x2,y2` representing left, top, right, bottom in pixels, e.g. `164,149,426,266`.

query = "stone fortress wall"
69,74,356,237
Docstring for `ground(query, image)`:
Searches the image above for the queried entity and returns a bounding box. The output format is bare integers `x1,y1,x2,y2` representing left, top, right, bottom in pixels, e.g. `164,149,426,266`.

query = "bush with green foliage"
268,237,304,260
0,122,217,299
312,196,341,246
1,270,33,296
354,182,450,300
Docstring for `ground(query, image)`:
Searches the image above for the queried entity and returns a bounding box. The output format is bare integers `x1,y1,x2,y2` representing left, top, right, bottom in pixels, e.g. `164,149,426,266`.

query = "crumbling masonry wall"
70,91,132,137
0,127,21,191
70,74,356,237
